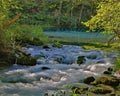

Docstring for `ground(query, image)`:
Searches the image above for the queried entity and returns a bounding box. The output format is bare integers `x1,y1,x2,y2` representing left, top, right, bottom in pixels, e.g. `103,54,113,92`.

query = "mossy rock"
55,56,63,63
89,84,114,94
71,85,88,94
52,41,63,48
91,76,120,87
17,55,37,66
103,71,112,75
77,56,85,65
83,76,95,84
0,50,16,67
103,67,113,75
29,38,44,46
0,61,11,69
42,44,50,49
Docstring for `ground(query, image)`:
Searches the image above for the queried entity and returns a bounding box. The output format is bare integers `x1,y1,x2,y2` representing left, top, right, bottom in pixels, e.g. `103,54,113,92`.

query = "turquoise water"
44,31,110,39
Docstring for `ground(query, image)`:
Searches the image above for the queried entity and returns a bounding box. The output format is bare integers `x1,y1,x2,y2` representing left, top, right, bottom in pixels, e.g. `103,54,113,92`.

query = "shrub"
114,55,120,71
52,41,63,48
9,24,48,46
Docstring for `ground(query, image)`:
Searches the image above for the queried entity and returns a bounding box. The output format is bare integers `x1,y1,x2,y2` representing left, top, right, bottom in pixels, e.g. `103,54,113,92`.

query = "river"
0,44,117,96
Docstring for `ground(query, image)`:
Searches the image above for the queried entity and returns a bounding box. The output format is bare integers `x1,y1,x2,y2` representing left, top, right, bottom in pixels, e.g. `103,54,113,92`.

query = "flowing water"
0,45,117,96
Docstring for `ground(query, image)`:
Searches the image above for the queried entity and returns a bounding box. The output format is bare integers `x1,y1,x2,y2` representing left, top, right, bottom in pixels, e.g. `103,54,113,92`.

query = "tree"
84,0,120,45
0,0,21,51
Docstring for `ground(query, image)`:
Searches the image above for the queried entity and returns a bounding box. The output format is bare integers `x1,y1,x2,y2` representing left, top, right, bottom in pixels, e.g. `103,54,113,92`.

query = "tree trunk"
57,1,63,30
107,35,115,46
78,4,84,23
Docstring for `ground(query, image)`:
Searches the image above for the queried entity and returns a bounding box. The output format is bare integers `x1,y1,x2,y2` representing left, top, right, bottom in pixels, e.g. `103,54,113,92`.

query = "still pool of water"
44,31,111,39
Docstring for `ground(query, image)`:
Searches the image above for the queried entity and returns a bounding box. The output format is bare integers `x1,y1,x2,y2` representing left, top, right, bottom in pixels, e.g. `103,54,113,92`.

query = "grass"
48,36,120,52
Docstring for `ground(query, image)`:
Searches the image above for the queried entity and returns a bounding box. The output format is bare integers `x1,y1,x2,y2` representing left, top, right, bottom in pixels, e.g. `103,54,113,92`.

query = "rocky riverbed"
0,44,118,96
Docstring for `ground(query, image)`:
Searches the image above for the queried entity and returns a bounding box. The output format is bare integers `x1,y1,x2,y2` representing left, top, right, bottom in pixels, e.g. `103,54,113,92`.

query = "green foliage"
52,41,63,48
0,0,21,51
9,24,48,45
17,0,97,29
114,55,120,71
84,0,120,38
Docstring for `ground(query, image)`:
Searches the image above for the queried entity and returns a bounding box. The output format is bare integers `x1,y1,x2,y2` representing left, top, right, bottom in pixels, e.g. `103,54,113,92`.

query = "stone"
108,67,113,72
89,84,113,94
41,67,50,70
103,71,112,75
77,56,85,65
42,45,50,49
55,56,63,63
17,55,37,66
91,76,120,87
71,85,88,94
83,76,95,84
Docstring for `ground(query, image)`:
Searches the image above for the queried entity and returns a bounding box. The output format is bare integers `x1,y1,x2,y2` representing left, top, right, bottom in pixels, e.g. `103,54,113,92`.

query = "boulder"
108,67,113,72
89,84,114,94
83,76,95,84
71,85,88,94
42,44,50,49
77,56,85,65
41,67,50,70
55,56,63,63
17,55,37,66
91,76,120,87
103,71,112,75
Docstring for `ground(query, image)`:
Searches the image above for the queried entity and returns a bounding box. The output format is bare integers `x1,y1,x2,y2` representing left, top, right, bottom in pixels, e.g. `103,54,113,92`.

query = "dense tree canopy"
84,0,120,39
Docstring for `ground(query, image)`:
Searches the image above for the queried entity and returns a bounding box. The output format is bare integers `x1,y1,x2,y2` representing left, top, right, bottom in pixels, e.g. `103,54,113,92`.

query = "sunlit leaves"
84,0,120,38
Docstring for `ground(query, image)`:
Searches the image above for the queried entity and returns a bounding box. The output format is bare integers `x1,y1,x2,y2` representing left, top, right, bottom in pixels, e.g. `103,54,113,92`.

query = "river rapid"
0,45,117,96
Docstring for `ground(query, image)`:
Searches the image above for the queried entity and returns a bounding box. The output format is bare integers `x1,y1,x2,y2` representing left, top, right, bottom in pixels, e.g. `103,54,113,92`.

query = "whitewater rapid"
0,45,117,96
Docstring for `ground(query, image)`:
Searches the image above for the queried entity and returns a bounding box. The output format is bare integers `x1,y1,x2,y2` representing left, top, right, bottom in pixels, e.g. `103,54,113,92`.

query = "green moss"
90,84,114,94
114,55,120,71
91,76,120,87
52,41,63,48
77,56,85,65
71,85,88,94
17,55,37,66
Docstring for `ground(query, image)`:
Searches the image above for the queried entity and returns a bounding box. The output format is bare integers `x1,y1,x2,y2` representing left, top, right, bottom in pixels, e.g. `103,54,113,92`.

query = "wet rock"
42,45,50,49
42,76,51,80
55,56,63,63
41,67,50,70
77,56,85,65
17,55,37,66
108,67,113,72
83,76,95,84
103,71,112,75
71,85,88,94
89,84,114,94
91,76,120,87
0,51,16,65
